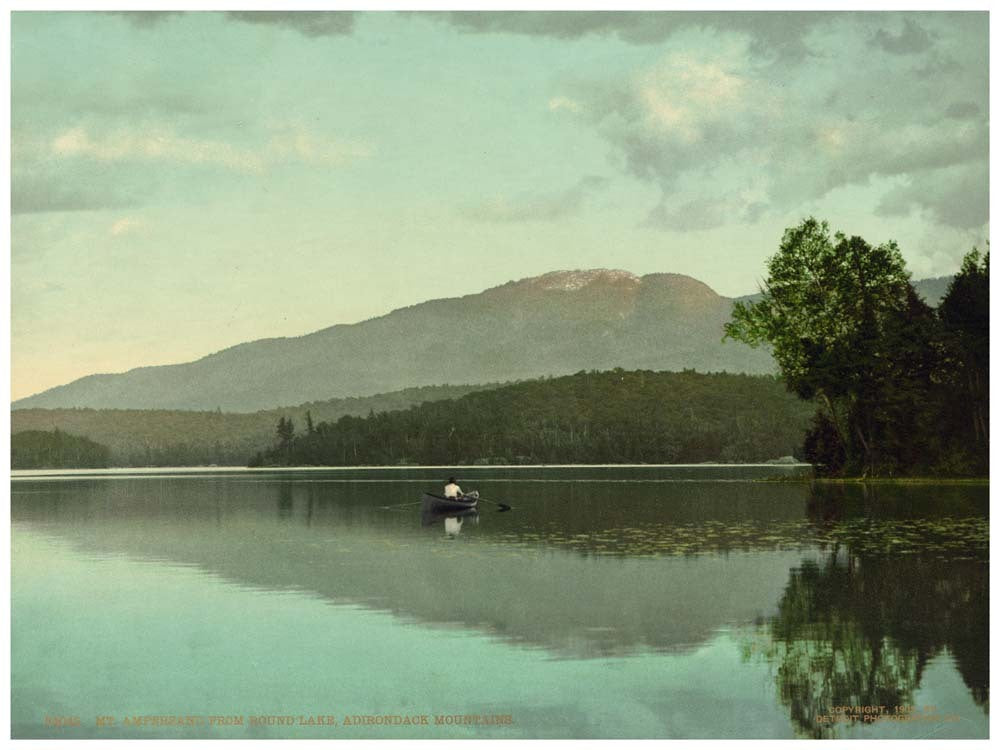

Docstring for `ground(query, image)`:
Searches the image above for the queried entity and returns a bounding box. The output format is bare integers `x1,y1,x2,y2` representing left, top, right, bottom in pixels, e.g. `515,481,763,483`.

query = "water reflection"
278,483,294,518
10,471,989,737
421,507,480,535
743,484,989,738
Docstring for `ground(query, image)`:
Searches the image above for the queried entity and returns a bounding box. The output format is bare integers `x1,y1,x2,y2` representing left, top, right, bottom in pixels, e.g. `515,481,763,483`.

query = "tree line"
12,429,111,469
725,218,987,477
10,383,498,467
252,369,814,467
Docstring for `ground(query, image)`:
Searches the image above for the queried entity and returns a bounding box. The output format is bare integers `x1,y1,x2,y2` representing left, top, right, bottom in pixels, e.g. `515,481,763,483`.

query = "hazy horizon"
12,11,989,399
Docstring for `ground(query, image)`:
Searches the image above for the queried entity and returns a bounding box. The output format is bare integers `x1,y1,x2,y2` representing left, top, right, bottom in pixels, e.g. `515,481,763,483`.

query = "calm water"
11,467,989,739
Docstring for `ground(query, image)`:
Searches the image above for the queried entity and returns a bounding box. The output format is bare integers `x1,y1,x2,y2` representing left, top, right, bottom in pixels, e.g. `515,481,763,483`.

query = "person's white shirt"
444,482,462,498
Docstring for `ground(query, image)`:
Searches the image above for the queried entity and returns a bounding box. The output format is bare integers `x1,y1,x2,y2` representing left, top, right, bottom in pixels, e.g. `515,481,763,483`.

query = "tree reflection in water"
745,484,988,738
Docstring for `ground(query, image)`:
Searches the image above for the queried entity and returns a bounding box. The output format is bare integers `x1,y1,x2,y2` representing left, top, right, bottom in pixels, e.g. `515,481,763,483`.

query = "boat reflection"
421,507,480,534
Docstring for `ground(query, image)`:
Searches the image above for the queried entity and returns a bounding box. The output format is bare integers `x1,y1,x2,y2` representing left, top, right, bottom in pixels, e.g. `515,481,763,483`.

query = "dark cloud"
225,11,356,37
422,11,831,60
12,174,141,215
875,163,988,230
872,18,935,55
945,101,981,119
461,175,609,223
111,11,356,37
915,51,963,77
110,11,183,28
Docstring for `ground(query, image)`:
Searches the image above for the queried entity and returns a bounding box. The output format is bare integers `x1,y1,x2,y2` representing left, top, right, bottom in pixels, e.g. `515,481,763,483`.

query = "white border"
3,4,994,750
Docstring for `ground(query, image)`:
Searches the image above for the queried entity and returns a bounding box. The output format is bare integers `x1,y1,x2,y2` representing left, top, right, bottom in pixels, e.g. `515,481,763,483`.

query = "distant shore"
11,463,814,480
13,465,987,486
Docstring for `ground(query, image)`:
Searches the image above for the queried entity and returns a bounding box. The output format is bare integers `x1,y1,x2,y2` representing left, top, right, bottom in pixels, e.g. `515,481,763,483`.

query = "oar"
475,496,512,512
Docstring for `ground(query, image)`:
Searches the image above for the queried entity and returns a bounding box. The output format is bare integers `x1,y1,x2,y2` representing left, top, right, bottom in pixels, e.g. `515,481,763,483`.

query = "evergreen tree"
936,248,989,472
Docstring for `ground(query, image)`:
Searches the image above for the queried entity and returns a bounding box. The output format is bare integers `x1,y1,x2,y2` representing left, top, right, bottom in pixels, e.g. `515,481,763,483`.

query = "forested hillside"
12,430,111,469
258,369,814,466
11,383,499,466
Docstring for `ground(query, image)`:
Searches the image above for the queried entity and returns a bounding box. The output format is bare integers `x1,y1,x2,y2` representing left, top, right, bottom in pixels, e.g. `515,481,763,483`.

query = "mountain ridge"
14,269,952,412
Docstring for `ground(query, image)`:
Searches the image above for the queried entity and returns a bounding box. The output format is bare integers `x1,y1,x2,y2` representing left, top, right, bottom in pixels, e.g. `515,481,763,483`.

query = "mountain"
17,269,774,412
7,269,786,411
911,275,954,307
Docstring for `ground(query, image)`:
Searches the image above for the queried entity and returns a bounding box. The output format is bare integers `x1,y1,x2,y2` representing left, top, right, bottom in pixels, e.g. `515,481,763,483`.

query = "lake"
10,466,989,739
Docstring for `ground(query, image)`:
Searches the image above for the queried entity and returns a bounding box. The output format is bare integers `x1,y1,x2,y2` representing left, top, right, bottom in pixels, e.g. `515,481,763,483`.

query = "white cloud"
51,125,370,173
264,127,372,166
564,20,987,232
53,127,265,173
548,96,581,113
110,217,143,236
636,53,750,144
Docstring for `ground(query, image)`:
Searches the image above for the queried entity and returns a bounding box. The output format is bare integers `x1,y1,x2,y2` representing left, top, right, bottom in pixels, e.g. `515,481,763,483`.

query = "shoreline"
10,463,814,480
810,477,989,485
9,464,986,484
760,475,988,485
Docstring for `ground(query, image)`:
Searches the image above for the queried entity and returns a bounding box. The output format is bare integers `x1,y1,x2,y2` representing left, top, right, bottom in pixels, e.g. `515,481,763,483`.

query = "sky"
10,11,990,400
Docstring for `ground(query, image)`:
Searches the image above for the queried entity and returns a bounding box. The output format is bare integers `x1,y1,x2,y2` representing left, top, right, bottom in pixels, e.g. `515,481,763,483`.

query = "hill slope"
265,369,815,466
12,430,111,469
11,382,500,467
14,270,776,412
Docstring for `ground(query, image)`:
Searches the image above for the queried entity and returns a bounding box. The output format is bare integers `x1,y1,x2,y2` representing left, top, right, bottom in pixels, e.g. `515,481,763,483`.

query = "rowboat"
422,490,479,513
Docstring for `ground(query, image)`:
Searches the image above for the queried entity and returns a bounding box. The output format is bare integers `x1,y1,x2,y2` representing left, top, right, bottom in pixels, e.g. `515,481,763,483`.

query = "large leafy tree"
724,218,915,476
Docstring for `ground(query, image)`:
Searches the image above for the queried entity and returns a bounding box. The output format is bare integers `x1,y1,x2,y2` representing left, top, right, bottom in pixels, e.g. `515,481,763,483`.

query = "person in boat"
443,477,463,499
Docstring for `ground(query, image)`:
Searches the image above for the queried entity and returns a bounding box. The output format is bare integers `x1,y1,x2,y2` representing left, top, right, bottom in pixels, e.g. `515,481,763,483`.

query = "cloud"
263,126,373,166
875,162,988,229
111,11,357,37
12,174,141,215
646,194,767,232
632,51,753,145
548,96,581,113
461,175,609,223
110,217,143,236
49,125,370,174
225,11,356,37
914,51,963,77
52,127,266,173
422,11,831,60
945,101,981,119
871,18,934,54
554,15,987,231
570,43,783,188
110,11,183,28
13,123,372,214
